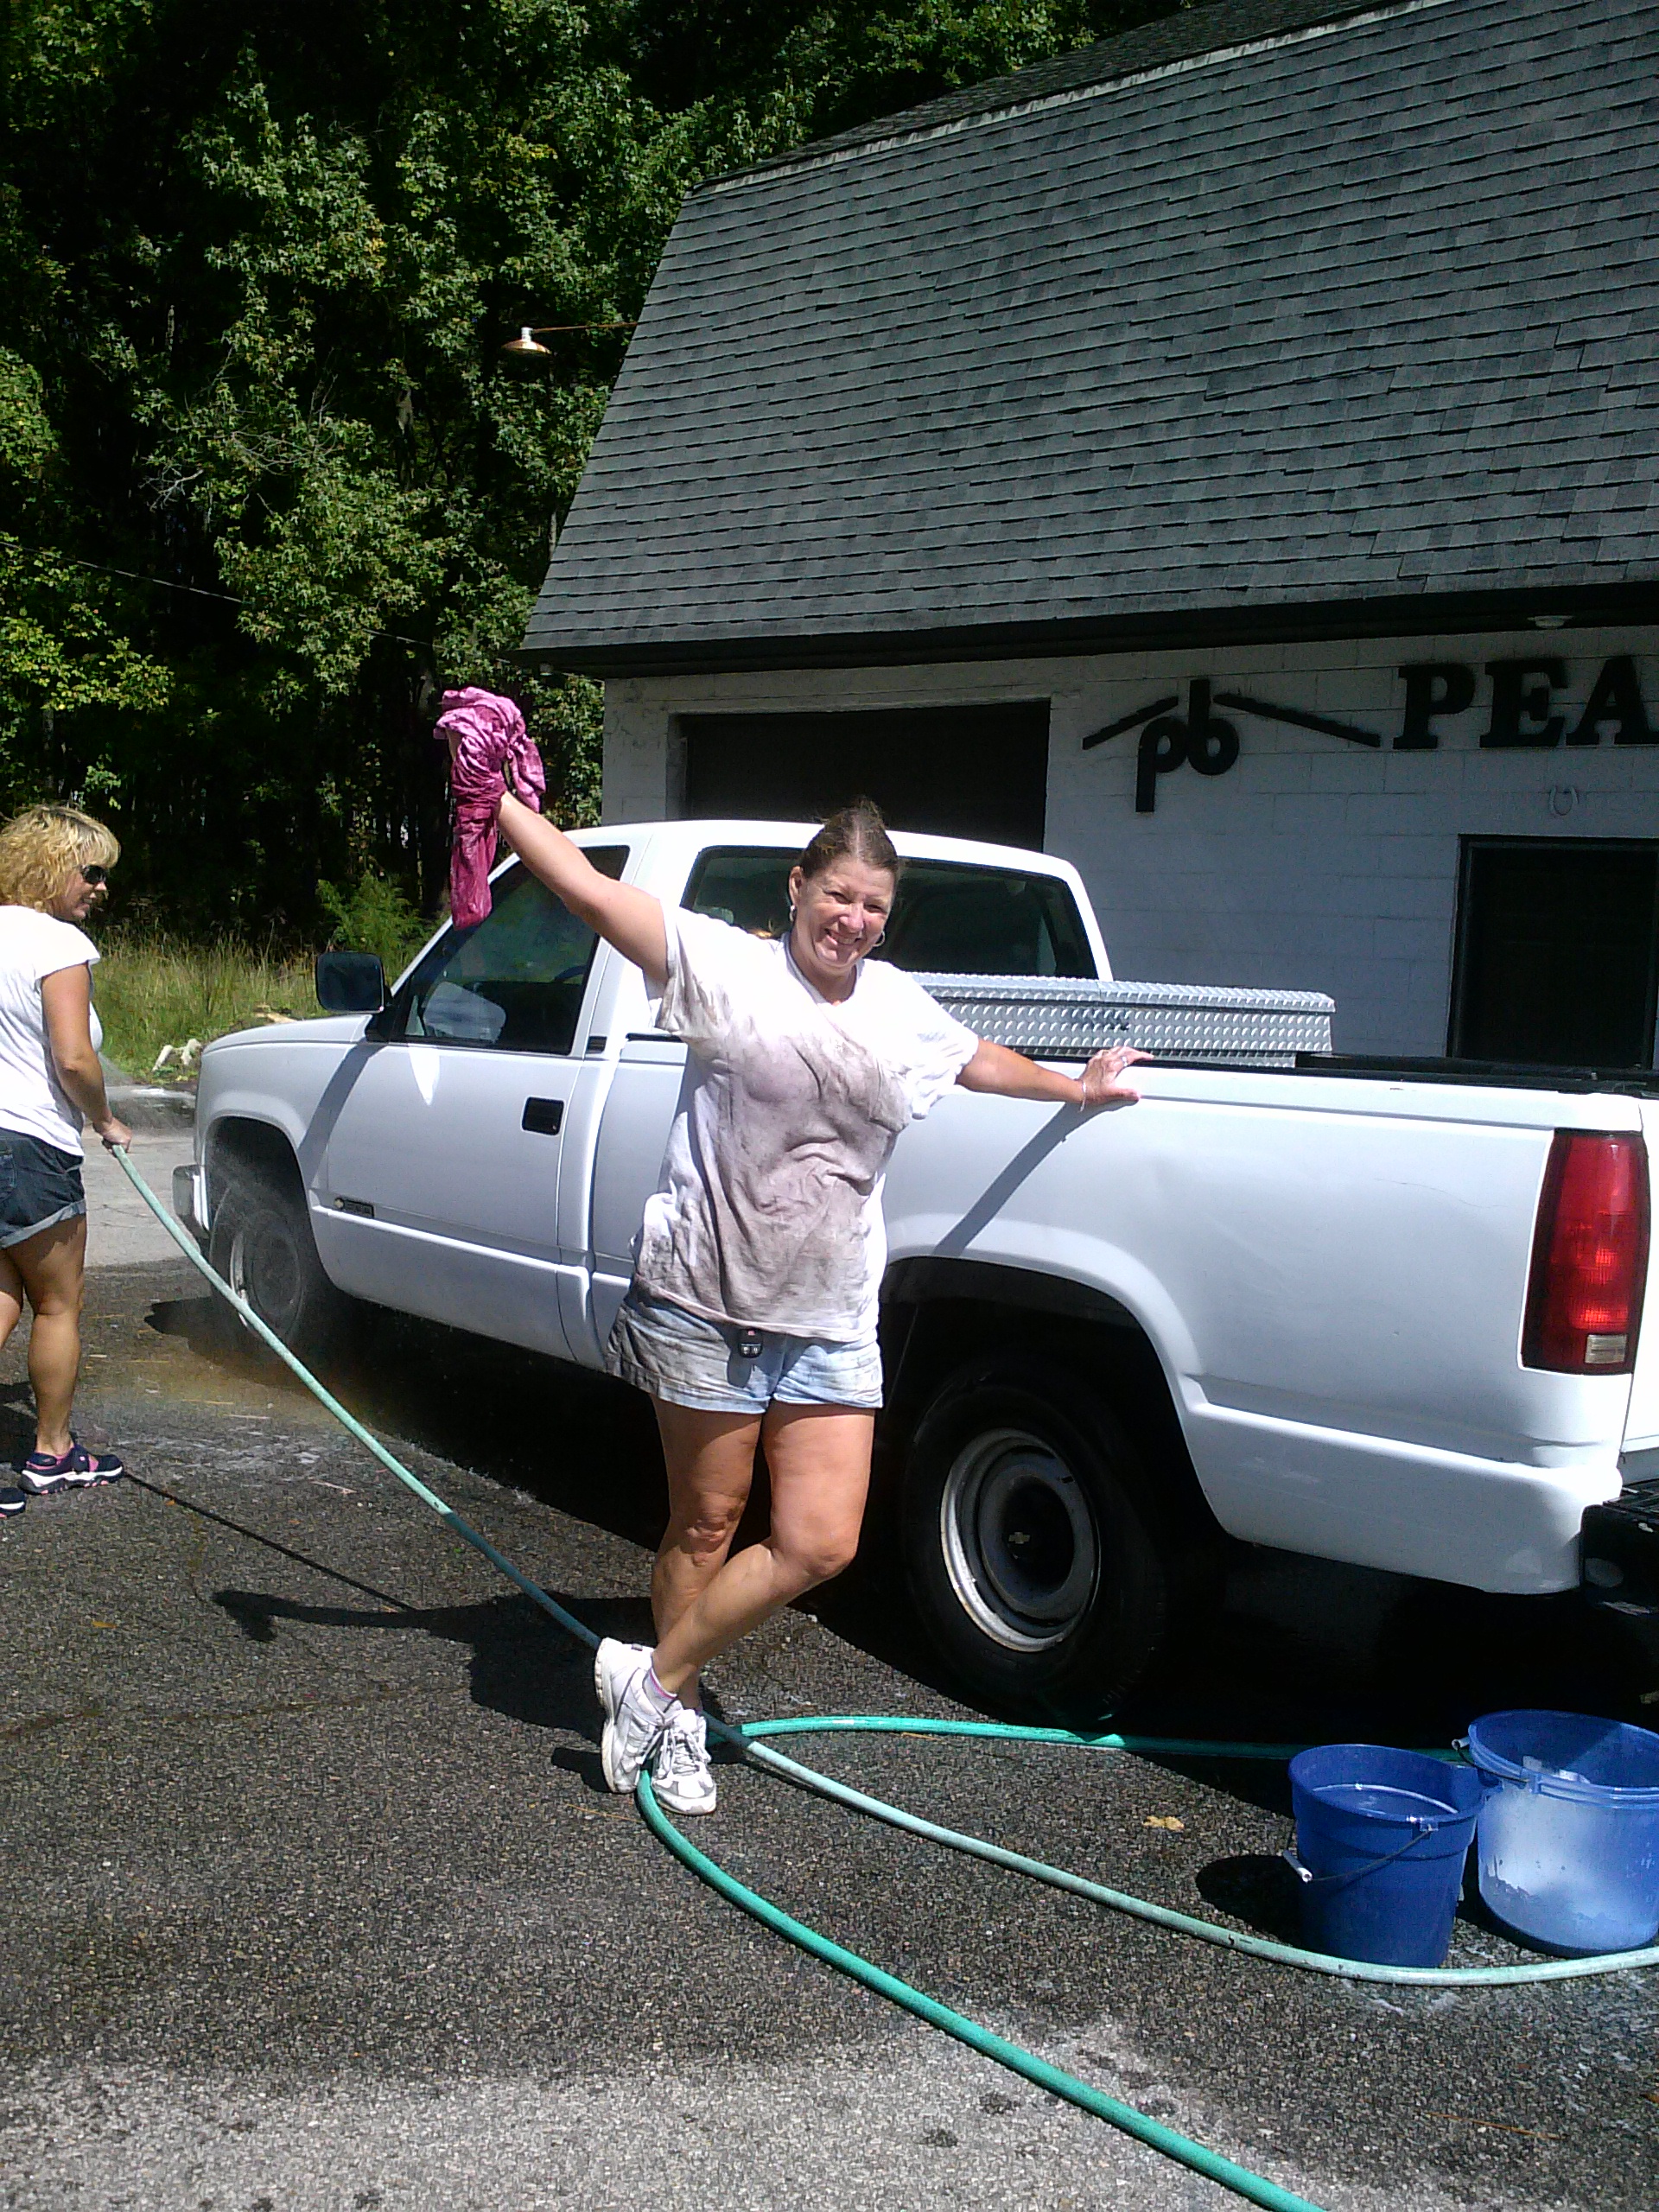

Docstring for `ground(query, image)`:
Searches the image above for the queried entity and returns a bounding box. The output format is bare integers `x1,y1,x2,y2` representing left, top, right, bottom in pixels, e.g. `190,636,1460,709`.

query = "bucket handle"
1452,1737,1502,1793
1284,1815,1460,1896
1456,1737,1571,1798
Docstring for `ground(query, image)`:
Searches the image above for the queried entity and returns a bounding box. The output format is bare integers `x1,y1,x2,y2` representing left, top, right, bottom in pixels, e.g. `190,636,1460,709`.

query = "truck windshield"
683,849,1096,978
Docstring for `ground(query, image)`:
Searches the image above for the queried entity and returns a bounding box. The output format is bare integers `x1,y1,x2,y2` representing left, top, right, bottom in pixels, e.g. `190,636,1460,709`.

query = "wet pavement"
2,1255,1658,2210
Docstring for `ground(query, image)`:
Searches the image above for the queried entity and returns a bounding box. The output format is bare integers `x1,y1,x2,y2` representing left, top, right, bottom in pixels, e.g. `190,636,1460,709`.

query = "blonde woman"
0,807,130,1519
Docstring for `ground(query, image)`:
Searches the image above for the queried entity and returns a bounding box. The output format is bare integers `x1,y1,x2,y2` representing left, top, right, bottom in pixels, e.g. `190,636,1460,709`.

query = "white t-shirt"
0,907,102,1156
633,908,979,1342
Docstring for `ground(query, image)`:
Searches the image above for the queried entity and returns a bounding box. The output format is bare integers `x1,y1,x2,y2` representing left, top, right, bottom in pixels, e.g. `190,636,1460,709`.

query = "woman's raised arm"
496,791,668,990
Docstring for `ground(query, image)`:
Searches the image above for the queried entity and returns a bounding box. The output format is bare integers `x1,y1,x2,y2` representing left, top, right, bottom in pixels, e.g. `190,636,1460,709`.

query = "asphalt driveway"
2,1247,1657,2211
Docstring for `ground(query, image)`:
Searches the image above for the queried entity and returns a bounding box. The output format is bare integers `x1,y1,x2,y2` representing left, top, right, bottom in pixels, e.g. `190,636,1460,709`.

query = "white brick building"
526,0,1659,1068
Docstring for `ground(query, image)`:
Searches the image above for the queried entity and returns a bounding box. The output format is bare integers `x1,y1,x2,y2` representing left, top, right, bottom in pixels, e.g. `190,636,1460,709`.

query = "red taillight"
1523,1131,1649,1374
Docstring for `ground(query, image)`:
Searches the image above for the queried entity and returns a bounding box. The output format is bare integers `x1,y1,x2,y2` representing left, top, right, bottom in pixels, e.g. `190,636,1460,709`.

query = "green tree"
0,0,1184,936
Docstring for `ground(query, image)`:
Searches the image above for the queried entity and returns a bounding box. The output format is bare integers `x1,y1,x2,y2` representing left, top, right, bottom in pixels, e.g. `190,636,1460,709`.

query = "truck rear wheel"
208,1169,352,1361
900,1355,1187,1723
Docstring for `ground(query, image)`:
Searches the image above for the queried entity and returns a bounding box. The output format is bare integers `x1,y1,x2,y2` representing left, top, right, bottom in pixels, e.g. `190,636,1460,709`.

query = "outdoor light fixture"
501,320,637,358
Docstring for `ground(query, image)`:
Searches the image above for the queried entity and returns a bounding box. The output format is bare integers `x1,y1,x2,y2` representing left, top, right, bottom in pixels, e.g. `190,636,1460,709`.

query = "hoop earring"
870,928,886,948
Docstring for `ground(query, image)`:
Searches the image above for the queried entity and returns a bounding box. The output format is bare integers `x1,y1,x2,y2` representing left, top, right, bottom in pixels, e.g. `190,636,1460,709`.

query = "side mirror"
315,950,386,1014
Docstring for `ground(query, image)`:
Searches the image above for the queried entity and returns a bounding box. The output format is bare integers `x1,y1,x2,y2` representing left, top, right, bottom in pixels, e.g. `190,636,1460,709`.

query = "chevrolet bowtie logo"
1082,679,1381,811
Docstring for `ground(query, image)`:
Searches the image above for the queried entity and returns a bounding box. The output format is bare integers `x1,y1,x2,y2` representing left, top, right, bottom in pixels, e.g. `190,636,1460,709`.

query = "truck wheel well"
878,1287,1219,1546
207,1118,304,1214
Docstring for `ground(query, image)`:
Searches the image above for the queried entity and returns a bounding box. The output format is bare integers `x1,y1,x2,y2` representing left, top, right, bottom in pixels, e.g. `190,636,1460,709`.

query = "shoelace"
658,1710,707,1778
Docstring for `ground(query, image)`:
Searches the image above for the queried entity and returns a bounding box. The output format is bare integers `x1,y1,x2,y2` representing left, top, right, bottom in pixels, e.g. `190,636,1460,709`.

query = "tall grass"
95,932,322,1081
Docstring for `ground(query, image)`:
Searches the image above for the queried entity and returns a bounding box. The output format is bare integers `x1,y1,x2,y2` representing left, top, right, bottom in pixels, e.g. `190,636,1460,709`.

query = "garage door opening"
677,703,1050,849
1449,838,1659,1068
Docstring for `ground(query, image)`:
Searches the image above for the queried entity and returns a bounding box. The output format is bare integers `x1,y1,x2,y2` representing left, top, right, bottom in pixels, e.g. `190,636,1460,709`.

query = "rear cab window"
683,849,1096,978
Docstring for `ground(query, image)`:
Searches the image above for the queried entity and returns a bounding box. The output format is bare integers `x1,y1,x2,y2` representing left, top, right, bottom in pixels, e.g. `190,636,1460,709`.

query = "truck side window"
397,850,627,1054
683,849,1096,978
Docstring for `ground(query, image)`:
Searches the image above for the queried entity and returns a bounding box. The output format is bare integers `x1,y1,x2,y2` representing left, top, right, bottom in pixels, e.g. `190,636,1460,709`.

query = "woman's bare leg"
650,1400,763,1709
11,1216,87,1456
650,1405,874,1700
0,1246,25,1362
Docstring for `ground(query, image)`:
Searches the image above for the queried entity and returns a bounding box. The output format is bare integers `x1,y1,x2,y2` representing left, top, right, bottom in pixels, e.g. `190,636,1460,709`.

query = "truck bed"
1294,1054,1659,1099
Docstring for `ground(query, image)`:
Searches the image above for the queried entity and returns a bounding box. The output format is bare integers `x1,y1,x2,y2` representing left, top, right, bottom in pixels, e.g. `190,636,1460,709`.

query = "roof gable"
525,0,1659,674
728,0,1422,178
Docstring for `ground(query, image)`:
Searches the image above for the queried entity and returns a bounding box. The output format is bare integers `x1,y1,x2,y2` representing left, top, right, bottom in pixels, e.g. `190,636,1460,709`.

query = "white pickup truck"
176,819,1659,1719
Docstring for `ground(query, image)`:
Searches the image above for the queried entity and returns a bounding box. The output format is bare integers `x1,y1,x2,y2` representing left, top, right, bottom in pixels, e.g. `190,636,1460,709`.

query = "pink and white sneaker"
20,1440,124,1495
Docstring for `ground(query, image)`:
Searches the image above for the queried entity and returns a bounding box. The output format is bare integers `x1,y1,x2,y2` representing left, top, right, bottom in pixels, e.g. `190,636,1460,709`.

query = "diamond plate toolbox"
914,975,1334,1066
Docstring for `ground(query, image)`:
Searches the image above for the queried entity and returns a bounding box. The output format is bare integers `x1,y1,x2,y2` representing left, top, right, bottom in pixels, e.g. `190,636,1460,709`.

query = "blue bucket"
1465,1710,1659,1955
1287,1743,1482,1967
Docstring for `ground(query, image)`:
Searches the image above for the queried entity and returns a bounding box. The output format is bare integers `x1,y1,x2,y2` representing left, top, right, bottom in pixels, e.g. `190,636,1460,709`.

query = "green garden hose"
631,1769,1328,2212
114,1149,1659,2212
729,1717,1659,1987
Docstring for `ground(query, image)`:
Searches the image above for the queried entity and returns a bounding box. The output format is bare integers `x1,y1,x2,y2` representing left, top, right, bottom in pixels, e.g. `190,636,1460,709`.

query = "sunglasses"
78,866,110,888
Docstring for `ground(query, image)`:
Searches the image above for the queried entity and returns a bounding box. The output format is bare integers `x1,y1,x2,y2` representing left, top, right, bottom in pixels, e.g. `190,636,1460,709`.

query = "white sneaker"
594,1638,669,1794
652,1706,718,1816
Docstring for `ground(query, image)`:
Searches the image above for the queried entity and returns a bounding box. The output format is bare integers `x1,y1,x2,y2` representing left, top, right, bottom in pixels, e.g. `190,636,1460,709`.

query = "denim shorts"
0,1128,86,1249
606,1289,884,1414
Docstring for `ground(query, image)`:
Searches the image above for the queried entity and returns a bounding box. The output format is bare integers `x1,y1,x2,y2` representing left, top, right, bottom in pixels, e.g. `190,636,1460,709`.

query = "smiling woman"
486,782,1148,1820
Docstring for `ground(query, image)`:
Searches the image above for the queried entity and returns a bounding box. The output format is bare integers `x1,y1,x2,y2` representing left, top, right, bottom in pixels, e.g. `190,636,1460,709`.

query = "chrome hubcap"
938,1427,1098,1652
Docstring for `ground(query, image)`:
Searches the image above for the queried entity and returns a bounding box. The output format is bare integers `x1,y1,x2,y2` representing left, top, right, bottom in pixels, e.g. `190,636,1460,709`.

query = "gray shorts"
606,1289,884,1414
0,1128,86,1249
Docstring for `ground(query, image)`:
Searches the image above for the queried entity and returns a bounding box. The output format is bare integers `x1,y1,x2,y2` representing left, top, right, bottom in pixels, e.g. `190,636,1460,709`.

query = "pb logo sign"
1084,677,1380,812
1122,682,1239,812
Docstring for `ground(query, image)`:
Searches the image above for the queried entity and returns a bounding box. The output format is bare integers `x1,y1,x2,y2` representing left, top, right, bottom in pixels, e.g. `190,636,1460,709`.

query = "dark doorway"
1449,838,1659,1068
678,703,1050,849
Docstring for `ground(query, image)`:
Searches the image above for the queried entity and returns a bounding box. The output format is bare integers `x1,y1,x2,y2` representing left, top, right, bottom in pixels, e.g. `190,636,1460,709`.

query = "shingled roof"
523,0,1659,677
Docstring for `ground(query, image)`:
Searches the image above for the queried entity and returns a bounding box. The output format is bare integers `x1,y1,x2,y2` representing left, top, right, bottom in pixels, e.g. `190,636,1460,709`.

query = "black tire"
208,1170,353,1361
899,1354,1199,1723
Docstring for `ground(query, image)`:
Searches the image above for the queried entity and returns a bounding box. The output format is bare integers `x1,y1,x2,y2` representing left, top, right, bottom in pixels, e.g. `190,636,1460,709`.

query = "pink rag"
435,687,546,928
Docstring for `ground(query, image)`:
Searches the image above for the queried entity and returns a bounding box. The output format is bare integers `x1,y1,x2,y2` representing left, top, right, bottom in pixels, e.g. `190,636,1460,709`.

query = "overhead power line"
4,540,432,652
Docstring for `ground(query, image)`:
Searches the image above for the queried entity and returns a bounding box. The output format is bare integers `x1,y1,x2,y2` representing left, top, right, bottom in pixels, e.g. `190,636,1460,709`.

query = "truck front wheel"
900,1357,1185,1723
208,1170,351,1361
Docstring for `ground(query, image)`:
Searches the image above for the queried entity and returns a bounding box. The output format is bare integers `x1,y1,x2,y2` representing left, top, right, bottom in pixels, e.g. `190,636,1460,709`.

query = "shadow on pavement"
1194,1852,1305,1944
207,1581,741,1791
0,1385,34,1465
212,1584,626,1780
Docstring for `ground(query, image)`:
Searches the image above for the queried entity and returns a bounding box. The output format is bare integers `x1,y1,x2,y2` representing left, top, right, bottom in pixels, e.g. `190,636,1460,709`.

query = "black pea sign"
1403,655,1655,750
1084,655,1657,810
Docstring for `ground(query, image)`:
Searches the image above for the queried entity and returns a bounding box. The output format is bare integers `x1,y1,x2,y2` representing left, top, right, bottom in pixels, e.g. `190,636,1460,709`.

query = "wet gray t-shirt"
632,908,978,1342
